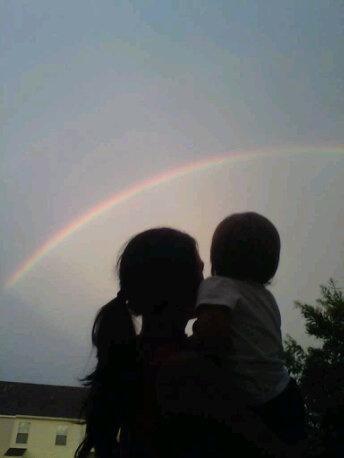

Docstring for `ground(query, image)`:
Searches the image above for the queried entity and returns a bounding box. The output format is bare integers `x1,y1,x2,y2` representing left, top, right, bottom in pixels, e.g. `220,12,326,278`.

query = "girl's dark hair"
211,212,280,284
75,228,200,458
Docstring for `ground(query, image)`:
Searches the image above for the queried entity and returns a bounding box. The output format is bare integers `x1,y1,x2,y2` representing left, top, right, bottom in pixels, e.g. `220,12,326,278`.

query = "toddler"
193,212,306,445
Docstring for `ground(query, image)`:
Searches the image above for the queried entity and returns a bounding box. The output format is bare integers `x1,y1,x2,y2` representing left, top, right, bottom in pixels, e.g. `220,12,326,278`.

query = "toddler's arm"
191,277,238,355
193,304,231,338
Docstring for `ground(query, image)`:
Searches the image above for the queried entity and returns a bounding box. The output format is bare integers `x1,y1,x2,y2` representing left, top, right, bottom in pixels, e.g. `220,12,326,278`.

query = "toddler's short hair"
211,212,280,284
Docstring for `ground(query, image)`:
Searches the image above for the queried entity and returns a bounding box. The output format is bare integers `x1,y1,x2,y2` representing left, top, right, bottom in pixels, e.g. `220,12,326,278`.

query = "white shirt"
196,276,290,405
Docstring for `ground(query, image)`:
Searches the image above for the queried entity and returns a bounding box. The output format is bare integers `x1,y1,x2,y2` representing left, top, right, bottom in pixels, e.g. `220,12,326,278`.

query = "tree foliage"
284,279,344,456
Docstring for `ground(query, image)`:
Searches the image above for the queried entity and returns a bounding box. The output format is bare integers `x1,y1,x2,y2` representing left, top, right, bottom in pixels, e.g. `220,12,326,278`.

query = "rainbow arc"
5,147,343,288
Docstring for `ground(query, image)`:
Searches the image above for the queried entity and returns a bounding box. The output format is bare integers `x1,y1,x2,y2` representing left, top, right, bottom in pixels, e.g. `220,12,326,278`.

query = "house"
0,381,89,458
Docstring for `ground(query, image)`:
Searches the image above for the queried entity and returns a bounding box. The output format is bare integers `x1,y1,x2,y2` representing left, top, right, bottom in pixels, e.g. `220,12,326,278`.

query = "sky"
1,0,343,387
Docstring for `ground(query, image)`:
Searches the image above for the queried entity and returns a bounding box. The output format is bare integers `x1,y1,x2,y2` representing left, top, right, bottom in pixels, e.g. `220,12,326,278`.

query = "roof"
0,381,87,419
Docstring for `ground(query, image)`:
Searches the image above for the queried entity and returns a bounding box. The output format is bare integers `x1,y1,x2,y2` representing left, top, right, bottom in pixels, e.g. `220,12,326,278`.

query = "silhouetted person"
193,212,307,450
76,227,292,458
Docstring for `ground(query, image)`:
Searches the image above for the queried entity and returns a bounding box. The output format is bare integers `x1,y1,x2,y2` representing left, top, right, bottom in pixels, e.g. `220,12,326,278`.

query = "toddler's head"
210,212,280,284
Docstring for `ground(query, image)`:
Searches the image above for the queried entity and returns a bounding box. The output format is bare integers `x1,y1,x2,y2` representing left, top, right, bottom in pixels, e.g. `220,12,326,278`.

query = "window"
15,422,30,444
4,448,27,456
55,425,68,446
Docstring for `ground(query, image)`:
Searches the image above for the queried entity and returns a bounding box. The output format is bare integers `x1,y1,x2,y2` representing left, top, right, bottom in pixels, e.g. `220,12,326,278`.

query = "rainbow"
5,146,343,288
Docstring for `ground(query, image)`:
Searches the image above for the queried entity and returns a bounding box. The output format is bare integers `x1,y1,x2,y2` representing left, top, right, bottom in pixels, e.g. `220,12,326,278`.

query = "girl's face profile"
184,249,204,321
196,251,205,283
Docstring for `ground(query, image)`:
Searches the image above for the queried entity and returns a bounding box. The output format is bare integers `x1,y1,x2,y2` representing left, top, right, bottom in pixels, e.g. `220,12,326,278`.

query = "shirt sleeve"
196,276,240,310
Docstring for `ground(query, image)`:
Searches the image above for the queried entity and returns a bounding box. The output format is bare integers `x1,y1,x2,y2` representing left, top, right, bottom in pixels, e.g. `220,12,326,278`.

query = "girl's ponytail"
75,293,139,458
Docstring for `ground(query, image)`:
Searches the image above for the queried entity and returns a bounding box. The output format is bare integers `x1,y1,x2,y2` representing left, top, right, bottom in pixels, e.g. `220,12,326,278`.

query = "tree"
284,279,344,456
